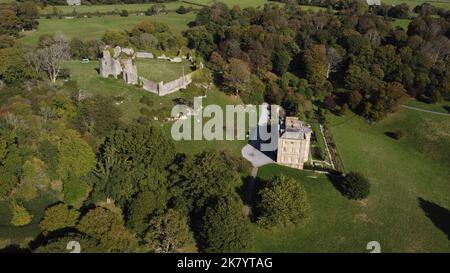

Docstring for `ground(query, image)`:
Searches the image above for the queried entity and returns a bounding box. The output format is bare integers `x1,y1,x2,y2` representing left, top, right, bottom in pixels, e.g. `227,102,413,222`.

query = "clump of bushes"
176,6,193,14
139,96,154,107
11,201,33,226
339,172,370,200
120,10,129,17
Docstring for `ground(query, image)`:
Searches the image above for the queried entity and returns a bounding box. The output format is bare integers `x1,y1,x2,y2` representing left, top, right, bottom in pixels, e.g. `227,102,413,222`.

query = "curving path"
401,105,450,117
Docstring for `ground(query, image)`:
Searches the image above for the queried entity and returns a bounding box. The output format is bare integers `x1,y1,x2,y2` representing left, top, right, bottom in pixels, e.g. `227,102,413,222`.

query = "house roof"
280,117,312,140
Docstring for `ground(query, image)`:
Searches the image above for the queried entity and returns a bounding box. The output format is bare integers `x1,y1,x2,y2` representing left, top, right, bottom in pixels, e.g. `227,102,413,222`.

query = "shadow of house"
248,125,277,161
418,197,450,240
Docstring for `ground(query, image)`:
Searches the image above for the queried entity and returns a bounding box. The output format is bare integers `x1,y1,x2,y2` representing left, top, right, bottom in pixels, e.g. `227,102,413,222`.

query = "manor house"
277,116,312,170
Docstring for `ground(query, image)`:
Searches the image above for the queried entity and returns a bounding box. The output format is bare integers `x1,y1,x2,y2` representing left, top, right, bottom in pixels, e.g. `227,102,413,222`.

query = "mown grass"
250,108,450,252
19,13,195,46
383,0,450,9
406,99,450,114
135,59,193,83
40,1,198,15
391,18,412,30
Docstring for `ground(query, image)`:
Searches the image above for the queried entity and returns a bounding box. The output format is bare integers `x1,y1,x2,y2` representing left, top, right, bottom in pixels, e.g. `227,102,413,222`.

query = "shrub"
340,172,370,200
11,201,33,226
120,10,129,17
176,6,190,14
139,96,154,107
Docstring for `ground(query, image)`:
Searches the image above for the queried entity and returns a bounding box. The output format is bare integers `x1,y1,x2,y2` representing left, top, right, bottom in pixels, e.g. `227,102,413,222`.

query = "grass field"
406,99,450,114
135,59,193,83
19,13,195,46
383,0,450,9
250,108,450,252
392,18,412,29
40,1,199,15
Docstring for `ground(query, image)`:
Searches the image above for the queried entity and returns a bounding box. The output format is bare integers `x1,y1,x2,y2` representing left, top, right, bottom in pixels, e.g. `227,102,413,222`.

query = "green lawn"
40,1,199,15
19,13,195,46
251,108,450,252
135,59,193,83
406,99,450,114
383,0,450,9
392,18,412,29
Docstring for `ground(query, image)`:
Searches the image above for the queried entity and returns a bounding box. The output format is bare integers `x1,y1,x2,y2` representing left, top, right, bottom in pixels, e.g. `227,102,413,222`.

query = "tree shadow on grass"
0,244,30,253
418,197,450,240
327,174,345,196
443,105,450,114
384,131,397,139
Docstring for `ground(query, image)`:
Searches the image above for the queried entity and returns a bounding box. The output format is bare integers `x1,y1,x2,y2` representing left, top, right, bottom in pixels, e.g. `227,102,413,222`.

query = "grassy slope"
19,12,195,46
251,109,450,252
65,60,246,156
406,99,450,114
40,1,198,14
383,0,450,9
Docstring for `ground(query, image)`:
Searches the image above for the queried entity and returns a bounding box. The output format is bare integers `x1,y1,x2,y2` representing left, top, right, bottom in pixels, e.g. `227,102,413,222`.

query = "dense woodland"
0,0,449,252
185,1,449,120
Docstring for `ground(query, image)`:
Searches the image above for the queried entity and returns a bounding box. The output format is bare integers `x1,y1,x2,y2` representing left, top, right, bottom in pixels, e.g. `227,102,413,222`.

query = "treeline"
0,1,40,37
68,19,184,59
184,1,449,121
34,0,177,6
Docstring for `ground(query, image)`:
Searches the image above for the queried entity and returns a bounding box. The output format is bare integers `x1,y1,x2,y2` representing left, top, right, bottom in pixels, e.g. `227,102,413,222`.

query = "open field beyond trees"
19,13,195,46
40,1,199,15
383,0,450,9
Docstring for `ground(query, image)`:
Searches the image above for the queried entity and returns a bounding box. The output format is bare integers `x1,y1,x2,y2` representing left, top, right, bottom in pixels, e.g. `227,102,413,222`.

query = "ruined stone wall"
158,74,193,96
121,58,138,85
99,45,198,96
99,49,123,79
99,46,138,85
140,77,159,94
67,0,81,6
139,71,195,96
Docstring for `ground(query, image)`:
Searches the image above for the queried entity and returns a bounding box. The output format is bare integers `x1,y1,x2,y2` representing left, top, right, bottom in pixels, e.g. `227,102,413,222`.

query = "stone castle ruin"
99,46,196,96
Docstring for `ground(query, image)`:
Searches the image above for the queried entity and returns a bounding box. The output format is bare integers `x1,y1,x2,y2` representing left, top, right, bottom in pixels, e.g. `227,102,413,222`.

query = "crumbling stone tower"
99,46,138,85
